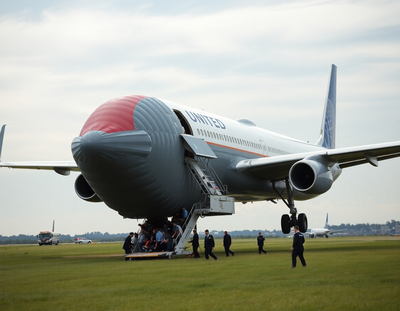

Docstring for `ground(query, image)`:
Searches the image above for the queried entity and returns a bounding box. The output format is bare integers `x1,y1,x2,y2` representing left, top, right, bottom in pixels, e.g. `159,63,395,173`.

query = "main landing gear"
274,180,308,234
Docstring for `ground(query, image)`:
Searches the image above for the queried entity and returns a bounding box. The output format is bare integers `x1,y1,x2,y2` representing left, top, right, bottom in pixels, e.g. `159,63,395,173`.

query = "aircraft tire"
298,213,308,233
281,214,291,234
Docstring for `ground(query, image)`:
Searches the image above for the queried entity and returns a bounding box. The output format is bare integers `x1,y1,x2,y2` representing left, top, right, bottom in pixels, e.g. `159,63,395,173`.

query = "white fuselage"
310,228,330,237
166,100,325,159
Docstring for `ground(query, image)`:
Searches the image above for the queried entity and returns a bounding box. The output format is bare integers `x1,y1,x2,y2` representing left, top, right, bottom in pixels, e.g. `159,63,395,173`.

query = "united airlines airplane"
1,65,399,234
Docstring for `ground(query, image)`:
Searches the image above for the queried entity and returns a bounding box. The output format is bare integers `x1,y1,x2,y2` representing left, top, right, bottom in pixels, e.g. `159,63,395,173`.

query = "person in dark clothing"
188,229,200,258
223,231,234,256
123,232,134,260
257,232,267,254
291,225,306,268
160,230,172,251
204,229,217,260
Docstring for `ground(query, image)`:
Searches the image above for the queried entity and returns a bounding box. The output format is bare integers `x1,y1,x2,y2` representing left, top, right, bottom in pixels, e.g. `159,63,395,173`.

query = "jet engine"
289,157,333,195
74,174,103,202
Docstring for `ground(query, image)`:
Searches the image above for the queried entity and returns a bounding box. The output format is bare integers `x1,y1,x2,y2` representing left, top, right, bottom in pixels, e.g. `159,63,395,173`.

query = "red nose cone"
80,95,147,136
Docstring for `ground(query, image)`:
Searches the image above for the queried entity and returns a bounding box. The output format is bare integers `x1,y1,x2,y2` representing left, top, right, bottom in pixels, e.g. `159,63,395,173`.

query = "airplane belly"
72,96,201,219
209,146,274,200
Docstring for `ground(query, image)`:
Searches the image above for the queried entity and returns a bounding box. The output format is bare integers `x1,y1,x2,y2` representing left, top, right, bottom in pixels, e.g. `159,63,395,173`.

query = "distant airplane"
1,65,400,236
309,213,342,238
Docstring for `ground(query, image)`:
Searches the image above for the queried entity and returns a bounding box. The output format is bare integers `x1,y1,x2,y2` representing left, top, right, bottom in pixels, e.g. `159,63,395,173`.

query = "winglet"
316,64,337,149
0,124,6,162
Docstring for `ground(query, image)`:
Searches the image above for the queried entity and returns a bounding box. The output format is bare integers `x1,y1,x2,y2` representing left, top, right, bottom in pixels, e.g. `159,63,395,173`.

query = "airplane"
309,213,341,238
1,64,400,237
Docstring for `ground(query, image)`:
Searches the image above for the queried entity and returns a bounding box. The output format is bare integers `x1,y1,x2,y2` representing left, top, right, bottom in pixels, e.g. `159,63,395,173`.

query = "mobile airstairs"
125,135,235,259
172,157,235,255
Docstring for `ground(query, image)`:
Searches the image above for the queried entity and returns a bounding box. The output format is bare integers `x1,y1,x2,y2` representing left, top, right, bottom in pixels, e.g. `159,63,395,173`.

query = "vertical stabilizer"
0,124,6,162
316,64,337,149
324,213,329,229
52,220,55,232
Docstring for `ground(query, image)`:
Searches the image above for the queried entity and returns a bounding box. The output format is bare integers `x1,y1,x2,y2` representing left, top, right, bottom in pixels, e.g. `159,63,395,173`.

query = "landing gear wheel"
298,213,308,233
281,214,291,234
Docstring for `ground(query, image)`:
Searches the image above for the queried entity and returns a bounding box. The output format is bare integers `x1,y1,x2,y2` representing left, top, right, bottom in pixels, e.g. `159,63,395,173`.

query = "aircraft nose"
71,130,151,164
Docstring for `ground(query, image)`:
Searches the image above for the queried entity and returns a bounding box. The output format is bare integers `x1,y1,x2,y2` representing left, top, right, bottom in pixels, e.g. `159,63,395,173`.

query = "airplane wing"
0,161,79,176
0,125,79,176
236,141,400,181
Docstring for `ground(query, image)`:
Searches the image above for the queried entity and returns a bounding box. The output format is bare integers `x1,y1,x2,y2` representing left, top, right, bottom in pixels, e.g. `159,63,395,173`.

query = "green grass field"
1,236,399,311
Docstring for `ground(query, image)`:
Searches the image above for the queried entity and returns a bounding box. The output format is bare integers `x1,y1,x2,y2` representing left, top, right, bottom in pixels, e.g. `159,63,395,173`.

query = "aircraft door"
173,110,193,135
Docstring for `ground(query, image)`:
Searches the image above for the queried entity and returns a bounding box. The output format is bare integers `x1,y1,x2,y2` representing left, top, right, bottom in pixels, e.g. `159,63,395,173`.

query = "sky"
0,0,399,236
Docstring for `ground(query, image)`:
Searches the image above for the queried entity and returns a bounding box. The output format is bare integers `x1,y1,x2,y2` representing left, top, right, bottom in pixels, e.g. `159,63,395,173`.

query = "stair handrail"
184,158,213,196
197,156,229,195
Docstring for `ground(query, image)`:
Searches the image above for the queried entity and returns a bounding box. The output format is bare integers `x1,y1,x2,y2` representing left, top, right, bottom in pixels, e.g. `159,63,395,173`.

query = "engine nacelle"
289,157,333,195
74,174,103,202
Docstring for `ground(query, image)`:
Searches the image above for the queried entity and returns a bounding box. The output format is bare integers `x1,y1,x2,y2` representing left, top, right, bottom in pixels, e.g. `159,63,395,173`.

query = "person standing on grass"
123,232,134,260
291,225,306,268
188,229,200,258
223,231,235,257
204,229,217,260
257,232,267,254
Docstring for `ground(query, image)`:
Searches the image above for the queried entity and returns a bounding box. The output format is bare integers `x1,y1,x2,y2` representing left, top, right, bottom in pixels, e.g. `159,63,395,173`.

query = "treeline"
328,219,399,235
210,220,400,238
1,220,398,244
0,231,127,245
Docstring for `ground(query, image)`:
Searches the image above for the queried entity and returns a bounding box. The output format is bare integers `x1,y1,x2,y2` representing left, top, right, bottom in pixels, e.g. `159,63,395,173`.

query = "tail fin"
324,213,329,229
0,124,6,162
316,64,337,149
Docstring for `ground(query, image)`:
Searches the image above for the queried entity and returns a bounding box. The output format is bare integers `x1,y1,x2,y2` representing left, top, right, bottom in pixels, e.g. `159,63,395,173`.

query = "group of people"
189,227,306,267
123,218,306,267
122,208,189,256
256,227,306,267
188,229,234,260
188,229,261,260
